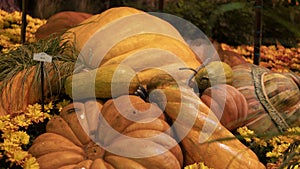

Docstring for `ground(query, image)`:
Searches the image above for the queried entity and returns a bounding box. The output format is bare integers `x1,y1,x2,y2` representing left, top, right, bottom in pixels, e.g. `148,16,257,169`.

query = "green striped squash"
231,63,300,134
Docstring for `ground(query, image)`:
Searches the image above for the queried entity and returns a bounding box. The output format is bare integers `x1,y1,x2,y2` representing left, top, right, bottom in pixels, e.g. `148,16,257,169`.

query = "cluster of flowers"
237,126,300,169
0,100,69,169
0,9,46,53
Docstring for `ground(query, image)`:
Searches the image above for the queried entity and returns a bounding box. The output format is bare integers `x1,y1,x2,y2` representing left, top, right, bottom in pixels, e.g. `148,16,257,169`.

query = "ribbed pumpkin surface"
29,97,183,169
62,7,201,76
232,63,300,133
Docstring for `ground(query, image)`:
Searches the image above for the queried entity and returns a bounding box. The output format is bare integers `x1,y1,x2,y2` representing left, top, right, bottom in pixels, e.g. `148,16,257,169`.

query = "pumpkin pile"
0,6,299,169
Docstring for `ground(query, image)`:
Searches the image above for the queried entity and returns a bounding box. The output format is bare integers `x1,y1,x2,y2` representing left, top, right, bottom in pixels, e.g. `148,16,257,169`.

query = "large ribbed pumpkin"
62,7,201,86
29,97,183,169
231,63,300,133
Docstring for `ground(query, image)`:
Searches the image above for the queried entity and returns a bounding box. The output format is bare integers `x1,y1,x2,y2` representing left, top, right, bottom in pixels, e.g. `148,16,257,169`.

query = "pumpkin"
212,40,247,67
200,84,248,130
194,61,233,93
0,61,72,116
29,97,183,169
231,63,300,134
35,11,92,40
62,7,201,86
149,87,265,169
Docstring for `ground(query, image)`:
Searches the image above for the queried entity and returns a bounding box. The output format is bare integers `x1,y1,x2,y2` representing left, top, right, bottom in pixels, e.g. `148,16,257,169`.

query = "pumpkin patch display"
3,5,299,169
28,7,266,169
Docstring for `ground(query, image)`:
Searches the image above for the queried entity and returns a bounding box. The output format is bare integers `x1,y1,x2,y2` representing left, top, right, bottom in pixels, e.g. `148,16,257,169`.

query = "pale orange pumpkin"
29,97,183,169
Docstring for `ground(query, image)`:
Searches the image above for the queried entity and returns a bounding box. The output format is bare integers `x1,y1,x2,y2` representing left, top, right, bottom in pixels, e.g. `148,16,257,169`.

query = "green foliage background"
123,0,300,47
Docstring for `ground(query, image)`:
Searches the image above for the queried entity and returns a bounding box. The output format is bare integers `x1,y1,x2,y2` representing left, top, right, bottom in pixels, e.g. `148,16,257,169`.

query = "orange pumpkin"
0,62,72,116
200,84,248,130
35,11,92,40
29,97,183,169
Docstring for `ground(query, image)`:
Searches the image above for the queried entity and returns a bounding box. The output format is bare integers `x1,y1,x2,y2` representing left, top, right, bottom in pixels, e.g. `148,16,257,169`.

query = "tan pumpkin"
29,97,183,169
62,7,201,86
231,63,300,134
200,84,248,130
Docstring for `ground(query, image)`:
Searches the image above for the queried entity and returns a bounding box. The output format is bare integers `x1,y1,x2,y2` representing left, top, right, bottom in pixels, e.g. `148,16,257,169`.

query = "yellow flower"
26,103,42,114
12,150,28,161
184,162,213,169
0,119,8,131
44,102,53,113
12,114,32,128
23,156,40,169
237,126,255,142
266,151,282,158
0,114,10,121
287,127,300,138
253,137,267,147
1,139,21,152
3,131,30,145
56,99,70,112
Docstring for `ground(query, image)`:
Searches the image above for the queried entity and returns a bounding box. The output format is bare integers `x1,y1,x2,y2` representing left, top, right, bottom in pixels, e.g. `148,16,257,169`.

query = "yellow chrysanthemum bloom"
56,99,71,112
184,162,213,169
23,156,40,169
0,102,52,167
237,126,256,143
0,9,46,52
12,150,29,162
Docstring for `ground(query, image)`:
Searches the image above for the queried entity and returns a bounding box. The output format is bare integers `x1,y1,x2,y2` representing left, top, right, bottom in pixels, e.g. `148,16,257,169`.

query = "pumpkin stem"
179,67,198,74
134,85,148,101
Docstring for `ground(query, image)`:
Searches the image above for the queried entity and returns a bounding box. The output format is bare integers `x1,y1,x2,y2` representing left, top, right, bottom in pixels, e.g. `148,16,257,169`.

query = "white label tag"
33,52,52,63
